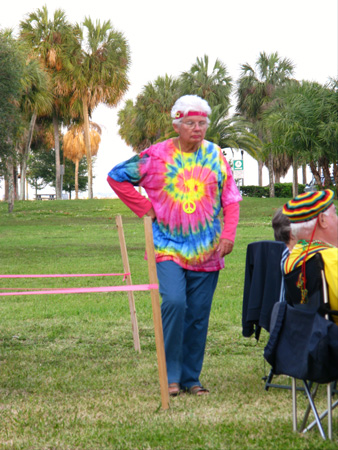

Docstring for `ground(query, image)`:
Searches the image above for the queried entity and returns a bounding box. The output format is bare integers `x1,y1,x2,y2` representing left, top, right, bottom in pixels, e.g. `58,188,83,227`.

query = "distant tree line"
1,6,337,213
118,52,338,199
0,5,130,211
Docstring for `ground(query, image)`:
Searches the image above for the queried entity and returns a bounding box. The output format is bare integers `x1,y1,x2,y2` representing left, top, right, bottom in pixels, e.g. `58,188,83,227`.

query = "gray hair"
290,207,331,239
171,95,211,126
272,207,291,244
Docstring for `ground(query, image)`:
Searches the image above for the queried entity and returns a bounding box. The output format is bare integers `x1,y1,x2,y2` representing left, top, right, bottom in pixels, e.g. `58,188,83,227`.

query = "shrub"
240,185,269,197
274,183,306,197
240,183,306,198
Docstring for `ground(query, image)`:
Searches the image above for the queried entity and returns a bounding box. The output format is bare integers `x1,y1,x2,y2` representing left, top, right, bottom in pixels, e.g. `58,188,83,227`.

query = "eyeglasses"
181,120,208,129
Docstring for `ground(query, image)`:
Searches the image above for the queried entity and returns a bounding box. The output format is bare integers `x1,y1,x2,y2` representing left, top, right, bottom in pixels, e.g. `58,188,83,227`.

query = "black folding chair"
264,253,338,440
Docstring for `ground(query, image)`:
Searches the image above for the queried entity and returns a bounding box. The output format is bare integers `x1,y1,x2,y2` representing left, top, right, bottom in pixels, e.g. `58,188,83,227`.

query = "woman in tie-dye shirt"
108,95,242,396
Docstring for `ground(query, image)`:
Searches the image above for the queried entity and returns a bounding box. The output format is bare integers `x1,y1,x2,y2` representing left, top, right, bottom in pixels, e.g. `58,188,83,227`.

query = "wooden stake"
115,215,141,353
143,216,169,410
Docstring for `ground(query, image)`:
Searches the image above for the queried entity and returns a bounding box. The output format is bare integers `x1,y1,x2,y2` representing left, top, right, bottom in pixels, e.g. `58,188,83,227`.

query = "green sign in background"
233,160,243,170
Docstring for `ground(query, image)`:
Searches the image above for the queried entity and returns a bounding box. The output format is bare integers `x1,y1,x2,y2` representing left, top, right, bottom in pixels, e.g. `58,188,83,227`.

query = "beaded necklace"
285,236,335,304
284,239,334,273
301,239,336,248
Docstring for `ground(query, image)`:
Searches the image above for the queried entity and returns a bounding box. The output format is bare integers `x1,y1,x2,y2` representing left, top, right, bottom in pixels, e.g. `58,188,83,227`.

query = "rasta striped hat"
282,189,334,223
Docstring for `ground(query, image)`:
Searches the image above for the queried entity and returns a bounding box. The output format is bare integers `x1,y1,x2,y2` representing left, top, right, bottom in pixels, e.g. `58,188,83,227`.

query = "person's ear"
173,122,180,134
318,213,327,228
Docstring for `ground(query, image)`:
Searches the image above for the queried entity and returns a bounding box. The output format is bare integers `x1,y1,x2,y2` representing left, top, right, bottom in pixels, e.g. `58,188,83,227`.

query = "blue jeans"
156,261,219,389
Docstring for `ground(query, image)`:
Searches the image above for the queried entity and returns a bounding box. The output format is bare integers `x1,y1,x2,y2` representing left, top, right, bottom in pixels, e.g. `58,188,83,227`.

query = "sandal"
168,382,180,396
187,385,209,396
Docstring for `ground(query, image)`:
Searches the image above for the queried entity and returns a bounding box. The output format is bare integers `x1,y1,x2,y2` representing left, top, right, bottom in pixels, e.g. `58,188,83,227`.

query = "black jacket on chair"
242,240,286,340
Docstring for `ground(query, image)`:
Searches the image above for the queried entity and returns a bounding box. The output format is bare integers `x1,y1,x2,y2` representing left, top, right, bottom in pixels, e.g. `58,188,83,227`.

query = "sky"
1,0,337,198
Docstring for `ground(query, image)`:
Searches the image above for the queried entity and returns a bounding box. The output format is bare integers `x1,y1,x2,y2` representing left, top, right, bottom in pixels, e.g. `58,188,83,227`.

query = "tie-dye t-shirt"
108,139,242,271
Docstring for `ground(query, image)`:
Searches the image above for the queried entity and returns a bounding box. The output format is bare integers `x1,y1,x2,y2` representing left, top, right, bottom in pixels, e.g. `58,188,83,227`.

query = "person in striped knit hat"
282,189,338,324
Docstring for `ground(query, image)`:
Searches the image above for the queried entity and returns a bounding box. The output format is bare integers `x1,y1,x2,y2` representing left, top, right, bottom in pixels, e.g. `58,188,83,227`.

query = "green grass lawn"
0,197,337,450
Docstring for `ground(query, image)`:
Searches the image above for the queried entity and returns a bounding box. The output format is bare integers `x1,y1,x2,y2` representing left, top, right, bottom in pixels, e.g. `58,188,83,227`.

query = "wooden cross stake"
116,215,141,352
144,216,169,410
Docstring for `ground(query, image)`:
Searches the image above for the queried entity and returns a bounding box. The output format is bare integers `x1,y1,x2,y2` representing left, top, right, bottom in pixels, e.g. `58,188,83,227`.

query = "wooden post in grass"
116,215,141,353
143,217,169,410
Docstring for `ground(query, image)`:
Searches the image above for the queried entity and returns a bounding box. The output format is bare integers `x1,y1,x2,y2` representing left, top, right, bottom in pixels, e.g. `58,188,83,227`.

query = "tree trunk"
14,163,19,200
20,113,37,200
258,159,263,186
75,159,79,199
7,157,14,213
4,178,9,201
268,153,275,197
309,161,321,186
321,157,331,187
83,94,93,199
302,164,307,185
53,113,61,199
333,163,338,199
292,157,298,197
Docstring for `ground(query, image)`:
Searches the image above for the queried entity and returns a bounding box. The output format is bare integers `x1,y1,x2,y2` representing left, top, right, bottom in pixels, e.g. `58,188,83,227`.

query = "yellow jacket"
285,241,338,325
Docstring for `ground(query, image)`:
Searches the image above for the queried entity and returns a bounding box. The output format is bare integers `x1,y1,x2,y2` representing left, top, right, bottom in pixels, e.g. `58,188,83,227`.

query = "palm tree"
117,99,148,152
263,80,338,196
118,55,233,153
117,65,260,160
63,123,101,199
206,106,261,159
118,75,180,152
319,78,338,192
0,31,25,212
179,55,232,112
236,52,295,195
18,56,53,200
20,5,74,199
136,75,180,142
65,17,130,198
